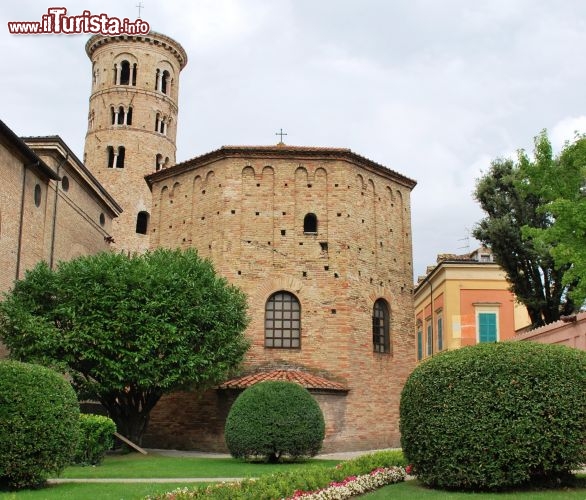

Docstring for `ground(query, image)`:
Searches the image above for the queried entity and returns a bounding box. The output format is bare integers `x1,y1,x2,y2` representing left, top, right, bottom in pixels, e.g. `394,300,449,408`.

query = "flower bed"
288,466,405,499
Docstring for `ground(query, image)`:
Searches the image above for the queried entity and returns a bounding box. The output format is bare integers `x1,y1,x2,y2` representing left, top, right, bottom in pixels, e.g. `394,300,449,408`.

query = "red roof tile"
219,369,348,392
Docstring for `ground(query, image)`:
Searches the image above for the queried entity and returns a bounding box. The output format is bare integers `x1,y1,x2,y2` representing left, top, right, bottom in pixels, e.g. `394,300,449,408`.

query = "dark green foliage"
72,414,116,466
0,360,80,489
400,342,586,491
0,248,249,445
473,131,578,327
225,381,325,462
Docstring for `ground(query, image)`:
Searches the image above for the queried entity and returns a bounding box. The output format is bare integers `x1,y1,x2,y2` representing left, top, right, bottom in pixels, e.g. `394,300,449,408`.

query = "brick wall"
145,147,417,451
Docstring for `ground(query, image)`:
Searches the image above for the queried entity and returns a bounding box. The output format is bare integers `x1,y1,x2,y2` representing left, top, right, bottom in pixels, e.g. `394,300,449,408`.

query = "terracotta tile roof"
218,369,348,392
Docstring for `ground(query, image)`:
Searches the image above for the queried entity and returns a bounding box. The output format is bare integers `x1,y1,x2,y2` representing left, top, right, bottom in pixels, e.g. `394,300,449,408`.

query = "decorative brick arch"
295,166,308,182
242,166,255,178
261,165,274,177
252,276,305,306
368,287,395,313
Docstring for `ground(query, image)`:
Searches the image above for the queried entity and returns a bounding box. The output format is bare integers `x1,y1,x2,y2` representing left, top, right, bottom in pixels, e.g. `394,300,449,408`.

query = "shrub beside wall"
73,414,116,465
400,342,586,491
0,361,80,489
225,381,325,462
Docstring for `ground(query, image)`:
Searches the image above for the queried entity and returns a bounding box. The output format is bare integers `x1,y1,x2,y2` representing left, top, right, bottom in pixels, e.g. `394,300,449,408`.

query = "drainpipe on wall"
49,153,68,269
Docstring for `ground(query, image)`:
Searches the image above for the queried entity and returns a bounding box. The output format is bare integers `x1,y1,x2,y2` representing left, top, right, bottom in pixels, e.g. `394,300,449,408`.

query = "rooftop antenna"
458,228,470,253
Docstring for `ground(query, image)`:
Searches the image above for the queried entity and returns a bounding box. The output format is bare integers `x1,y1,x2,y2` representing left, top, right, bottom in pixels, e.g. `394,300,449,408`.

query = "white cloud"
550,116,586,151
3,0,586,279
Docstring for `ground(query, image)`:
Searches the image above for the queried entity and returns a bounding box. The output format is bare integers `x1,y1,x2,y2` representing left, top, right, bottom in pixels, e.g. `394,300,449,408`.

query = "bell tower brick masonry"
83,32,187,252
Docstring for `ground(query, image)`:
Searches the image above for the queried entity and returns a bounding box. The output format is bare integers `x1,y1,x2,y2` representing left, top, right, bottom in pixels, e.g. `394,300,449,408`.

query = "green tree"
522,133,586,309
473,131,576,327
0,248,249,445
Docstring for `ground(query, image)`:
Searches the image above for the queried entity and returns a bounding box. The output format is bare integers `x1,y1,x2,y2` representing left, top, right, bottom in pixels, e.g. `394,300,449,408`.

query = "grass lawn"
361,476,586,499
57,452,339,479
0,453,340,500
2,454,584,500
0,482,207,500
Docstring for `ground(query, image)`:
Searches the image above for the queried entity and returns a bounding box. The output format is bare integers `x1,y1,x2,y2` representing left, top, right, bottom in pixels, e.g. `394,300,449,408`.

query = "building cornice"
0,120,59,181
22,135,123,216
145,145,417,190
85,30,188,69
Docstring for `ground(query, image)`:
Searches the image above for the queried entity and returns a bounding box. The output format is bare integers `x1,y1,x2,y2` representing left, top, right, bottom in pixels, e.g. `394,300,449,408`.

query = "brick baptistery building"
81,31,417,452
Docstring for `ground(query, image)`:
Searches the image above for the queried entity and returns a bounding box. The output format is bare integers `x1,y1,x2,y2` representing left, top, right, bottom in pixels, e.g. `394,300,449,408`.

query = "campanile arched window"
303,213,318,233
373,299,390,353
265,291,301,348
116,146,125,168
119,60,130,85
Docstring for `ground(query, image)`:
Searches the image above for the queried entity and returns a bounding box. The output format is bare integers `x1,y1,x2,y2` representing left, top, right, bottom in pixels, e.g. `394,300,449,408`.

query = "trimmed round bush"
73,414,116,465
400,342,586,491
225,381,325,462
0,360,80,489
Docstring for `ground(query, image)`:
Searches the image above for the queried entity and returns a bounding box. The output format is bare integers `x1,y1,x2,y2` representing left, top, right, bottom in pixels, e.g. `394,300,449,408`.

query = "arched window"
132,63,137,86
111,107,116,125
116,146,125,168
265,291,301,348
303,213,318,233
127,106,133,125
120,60,130,85
107,146,115,168
155,154,163,171
161,70,170,94
117,106,124,125
372,299,390,353
136,211,149,234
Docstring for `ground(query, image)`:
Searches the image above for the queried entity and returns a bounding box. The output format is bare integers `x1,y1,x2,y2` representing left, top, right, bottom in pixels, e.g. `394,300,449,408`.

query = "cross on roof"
275,128,287,144
136,2,144,18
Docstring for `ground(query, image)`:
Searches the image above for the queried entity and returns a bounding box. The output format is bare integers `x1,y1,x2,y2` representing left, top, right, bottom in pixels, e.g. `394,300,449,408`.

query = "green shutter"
417,330,423,360
478,312,497,342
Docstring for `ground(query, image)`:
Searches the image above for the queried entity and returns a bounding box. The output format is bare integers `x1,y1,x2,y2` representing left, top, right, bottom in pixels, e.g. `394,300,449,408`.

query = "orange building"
414,248,530,361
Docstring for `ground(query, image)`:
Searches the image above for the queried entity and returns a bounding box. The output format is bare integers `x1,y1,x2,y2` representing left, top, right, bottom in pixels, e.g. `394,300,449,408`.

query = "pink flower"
405,464,413,475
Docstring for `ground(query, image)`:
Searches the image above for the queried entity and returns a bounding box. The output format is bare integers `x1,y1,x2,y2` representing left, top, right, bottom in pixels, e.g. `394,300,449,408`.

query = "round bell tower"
84,32,187,252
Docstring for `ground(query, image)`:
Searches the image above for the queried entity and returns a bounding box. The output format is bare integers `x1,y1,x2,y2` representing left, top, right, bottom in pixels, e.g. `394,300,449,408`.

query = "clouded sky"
3,1,586,280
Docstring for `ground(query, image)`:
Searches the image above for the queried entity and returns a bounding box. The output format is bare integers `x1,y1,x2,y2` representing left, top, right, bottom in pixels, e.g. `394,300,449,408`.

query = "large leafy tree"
473,131,577,328
523,133,586,309
0,248,249,445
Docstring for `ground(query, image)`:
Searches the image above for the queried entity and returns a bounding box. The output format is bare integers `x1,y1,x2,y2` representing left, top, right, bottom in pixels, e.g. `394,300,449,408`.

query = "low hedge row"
72,414,116,466
145,450,407,500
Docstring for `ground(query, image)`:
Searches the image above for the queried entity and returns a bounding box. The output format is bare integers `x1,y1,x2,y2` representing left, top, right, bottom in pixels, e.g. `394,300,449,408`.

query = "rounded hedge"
73,414,116,466
0,360,80,489
400,342,586,491
225,381,325,462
